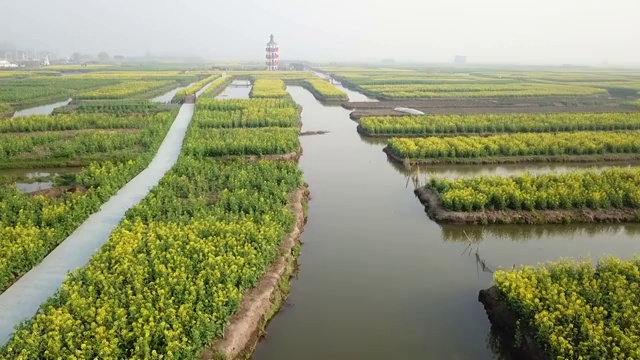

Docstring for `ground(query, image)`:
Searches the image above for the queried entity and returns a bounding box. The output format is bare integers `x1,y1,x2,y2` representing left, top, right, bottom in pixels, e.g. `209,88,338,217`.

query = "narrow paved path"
0,104,195,345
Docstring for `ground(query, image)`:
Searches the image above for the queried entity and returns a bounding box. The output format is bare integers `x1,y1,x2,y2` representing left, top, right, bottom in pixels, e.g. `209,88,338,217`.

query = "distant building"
454,55,467,64
0,59,18,68
265,34,279,71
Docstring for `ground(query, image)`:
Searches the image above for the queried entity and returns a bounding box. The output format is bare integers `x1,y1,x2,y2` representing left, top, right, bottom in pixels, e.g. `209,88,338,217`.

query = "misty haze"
1,1,640,360
2,0,640,65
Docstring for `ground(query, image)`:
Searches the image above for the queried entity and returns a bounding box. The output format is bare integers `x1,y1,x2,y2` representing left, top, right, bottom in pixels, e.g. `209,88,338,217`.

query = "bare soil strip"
478,287,546,360
383,146,640,166
414,187,640,225
202,188,308,360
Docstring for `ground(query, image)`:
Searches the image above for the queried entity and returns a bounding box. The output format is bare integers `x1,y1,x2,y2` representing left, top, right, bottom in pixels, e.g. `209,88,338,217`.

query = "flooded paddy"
252,86,640,359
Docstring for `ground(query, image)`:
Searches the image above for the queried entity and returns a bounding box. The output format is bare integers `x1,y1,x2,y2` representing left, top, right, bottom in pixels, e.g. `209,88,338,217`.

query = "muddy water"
216,81,252,99
252,86,640,360
12,99,72,117
151,82,198,103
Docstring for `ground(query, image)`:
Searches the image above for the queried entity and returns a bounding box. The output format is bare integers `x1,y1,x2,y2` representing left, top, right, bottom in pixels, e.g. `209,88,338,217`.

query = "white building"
0,60,18,68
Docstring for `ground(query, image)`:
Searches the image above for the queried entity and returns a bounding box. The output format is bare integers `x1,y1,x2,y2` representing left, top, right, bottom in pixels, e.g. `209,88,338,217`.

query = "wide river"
245,85,640,359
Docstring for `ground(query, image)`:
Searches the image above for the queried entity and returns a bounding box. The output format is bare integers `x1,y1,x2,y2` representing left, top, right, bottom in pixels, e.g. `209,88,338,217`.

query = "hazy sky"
1,0,639,65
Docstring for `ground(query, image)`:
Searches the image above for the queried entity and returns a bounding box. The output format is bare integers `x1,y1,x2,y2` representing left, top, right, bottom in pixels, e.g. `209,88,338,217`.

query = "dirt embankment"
478,287,548,360
414,187,640,225
201,188,309,360
383,145,640,166
345,97,640,120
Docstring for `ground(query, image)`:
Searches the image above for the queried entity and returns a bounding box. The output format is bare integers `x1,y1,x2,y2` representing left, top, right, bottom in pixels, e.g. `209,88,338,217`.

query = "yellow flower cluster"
0,74,306,357
76,81,176,100
0,103,12,117
172,74,221,103
187,95,301,156
194,108,298,128
0,107,177,293
302,79,348,100
185,127,299,157
197,98,297,111
494,258,640,359
0,158,303,359
250,79,289,98
388,131,640,160
361,112,640,135
0,112,172,133
429,168,640,212
0,112,176,165
199,76,233,98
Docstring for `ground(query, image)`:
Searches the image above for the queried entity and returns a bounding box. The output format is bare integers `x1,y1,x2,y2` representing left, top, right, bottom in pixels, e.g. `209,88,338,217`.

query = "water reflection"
0,168,80,193
396,161,640,179
13,99,72,117
441,223,640,243
216,81,252,99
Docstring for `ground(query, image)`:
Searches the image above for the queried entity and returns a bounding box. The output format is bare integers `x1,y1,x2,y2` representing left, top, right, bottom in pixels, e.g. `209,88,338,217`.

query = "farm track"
0,104,195,345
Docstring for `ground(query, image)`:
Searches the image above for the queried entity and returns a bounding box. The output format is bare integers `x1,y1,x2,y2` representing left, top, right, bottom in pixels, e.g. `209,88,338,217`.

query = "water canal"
216,80,252,99
12,98,72,117
251,86,640,359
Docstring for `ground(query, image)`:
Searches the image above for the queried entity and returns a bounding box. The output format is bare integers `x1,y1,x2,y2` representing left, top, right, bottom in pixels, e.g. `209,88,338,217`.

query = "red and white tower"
265,34,279,71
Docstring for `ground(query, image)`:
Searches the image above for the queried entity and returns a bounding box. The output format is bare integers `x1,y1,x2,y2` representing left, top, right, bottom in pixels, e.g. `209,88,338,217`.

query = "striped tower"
265,34,279,71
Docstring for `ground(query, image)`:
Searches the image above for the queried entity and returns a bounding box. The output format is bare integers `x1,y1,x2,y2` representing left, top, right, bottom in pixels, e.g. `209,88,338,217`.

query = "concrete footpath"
0,104,195,345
